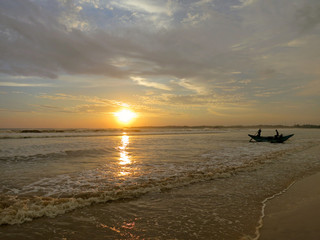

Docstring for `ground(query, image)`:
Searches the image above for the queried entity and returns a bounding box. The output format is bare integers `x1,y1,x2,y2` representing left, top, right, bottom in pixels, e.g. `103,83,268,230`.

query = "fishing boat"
248,134,294,143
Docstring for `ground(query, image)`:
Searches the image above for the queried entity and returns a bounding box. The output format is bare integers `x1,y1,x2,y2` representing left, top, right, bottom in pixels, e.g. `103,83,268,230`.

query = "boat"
248,134,294,143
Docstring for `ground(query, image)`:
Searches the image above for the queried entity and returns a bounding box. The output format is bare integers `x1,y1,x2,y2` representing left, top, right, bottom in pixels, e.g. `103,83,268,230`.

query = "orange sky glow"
0,0,319,128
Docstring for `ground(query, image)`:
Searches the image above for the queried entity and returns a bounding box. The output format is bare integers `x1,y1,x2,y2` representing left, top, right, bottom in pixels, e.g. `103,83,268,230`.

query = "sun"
114,109,137,124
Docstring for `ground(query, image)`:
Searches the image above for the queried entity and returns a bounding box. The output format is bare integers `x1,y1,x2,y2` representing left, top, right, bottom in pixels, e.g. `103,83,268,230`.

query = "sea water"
0,127,319,239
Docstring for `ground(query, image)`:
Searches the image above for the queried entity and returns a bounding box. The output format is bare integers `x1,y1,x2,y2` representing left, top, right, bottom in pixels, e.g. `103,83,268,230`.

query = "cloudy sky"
0,0,319,128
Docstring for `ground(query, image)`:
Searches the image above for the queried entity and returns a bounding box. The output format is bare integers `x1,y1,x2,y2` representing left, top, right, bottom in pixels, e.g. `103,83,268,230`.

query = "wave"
0,131,122,140
0,169,239,225
0,127,227,139
0,143,303,226
1,128,123,133
0,148,112,163
0,128,136,139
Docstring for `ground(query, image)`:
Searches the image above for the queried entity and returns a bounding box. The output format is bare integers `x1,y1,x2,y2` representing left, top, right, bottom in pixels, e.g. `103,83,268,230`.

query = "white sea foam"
252,181,296,240
0,143,303,225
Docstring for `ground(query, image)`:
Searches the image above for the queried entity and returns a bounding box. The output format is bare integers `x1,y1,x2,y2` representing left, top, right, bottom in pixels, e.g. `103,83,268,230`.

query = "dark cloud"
0,0,252,82
295,2,320,32
0,0,142,79
1,0,319,98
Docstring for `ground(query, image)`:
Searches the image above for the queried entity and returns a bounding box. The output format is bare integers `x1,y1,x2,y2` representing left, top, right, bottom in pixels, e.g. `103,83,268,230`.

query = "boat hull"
248,134,294,143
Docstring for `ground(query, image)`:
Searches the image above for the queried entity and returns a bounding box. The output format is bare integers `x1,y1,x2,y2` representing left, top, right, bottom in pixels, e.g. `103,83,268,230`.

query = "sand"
259,172,320,240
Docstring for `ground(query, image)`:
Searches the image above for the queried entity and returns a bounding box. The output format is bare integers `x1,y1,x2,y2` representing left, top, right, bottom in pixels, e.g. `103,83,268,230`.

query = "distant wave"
0,127,225,139
0,128,133,139
0,148,113,162
1,128,122,133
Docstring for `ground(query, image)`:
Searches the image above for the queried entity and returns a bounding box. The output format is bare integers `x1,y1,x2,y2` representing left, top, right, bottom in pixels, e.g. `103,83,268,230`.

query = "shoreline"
257,172,320,240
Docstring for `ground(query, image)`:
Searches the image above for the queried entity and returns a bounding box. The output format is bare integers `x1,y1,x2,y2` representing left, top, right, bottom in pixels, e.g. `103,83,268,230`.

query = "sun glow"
114,109,137,124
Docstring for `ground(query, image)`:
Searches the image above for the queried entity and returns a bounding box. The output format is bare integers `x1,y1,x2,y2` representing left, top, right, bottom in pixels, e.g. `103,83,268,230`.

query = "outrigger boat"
248,134,294,143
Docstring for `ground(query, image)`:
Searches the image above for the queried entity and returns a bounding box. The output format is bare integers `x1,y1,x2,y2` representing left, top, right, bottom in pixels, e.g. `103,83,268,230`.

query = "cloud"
1,0,320,117
0,82,52,87
295,1,320,33
30,103,113,114
33,92,135,114
131,76,171,91
297,80,320,96
232,0,256,9
73,104,113,114
137,90,249,108
37,93,129,107
176,79,207,94
0,0,144,79
58,0,90,31
110,0,170,15
1,0,313,83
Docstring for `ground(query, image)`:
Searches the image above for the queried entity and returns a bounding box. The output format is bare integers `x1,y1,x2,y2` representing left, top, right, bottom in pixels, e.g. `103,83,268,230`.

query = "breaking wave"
0,128,226,139
0,143,302,226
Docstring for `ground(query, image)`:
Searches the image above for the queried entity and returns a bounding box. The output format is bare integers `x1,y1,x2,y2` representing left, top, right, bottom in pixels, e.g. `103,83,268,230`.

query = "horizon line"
1,124,319,130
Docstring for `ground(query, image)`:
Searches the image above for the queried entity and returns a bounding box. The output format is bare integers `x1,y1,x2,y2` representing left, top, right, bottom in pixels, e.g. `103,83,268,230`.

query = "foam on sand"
259,172,320,240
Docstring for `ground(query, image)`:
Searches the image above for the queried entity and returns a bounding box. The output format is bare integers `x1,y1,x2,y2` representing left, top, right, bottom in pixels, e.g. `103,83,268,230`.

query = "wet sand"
259,172,320,240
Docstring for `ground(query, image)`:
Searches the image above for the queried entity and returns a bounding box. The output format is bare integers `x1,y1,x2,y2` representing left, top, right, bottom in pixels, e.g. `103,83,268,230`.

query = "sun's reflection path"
119,133,131,165
118,133,132,176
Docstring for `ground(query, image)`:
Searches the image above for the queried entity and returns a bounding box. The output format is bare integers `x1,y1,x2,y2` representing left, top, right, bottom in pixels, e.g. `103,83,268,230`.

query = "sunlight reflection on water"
118,133,132,177
119,133,131,165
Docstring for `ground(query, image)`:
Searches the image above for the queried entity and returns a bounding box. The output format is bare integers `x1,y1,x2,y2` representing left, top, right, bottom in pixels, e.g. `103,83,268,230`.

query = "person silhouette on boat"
257,129,261,137
275,129,279,139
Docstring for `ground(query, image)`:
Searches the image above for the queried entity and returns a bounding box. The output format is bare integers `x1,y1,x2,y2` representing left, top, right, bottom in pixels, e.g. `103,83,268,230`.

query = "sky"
0,0,319,128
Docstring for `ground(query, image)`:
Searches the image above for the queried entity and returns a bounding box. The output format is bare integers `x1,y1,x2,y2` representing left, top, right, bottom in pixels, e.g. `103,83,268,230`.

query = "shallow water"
0,128,319,239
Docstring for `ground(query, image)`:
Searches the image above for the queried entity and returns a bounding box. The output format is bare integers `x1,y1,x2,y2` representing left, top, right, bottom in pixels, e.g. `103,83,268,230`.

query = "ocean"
0,127,319,239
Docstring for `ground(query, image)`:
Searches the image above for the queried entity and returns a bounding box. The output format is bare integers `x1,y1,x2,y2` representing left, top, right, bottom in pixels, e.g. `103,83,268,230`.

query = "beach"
259,172,320,240
0,128,319,239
